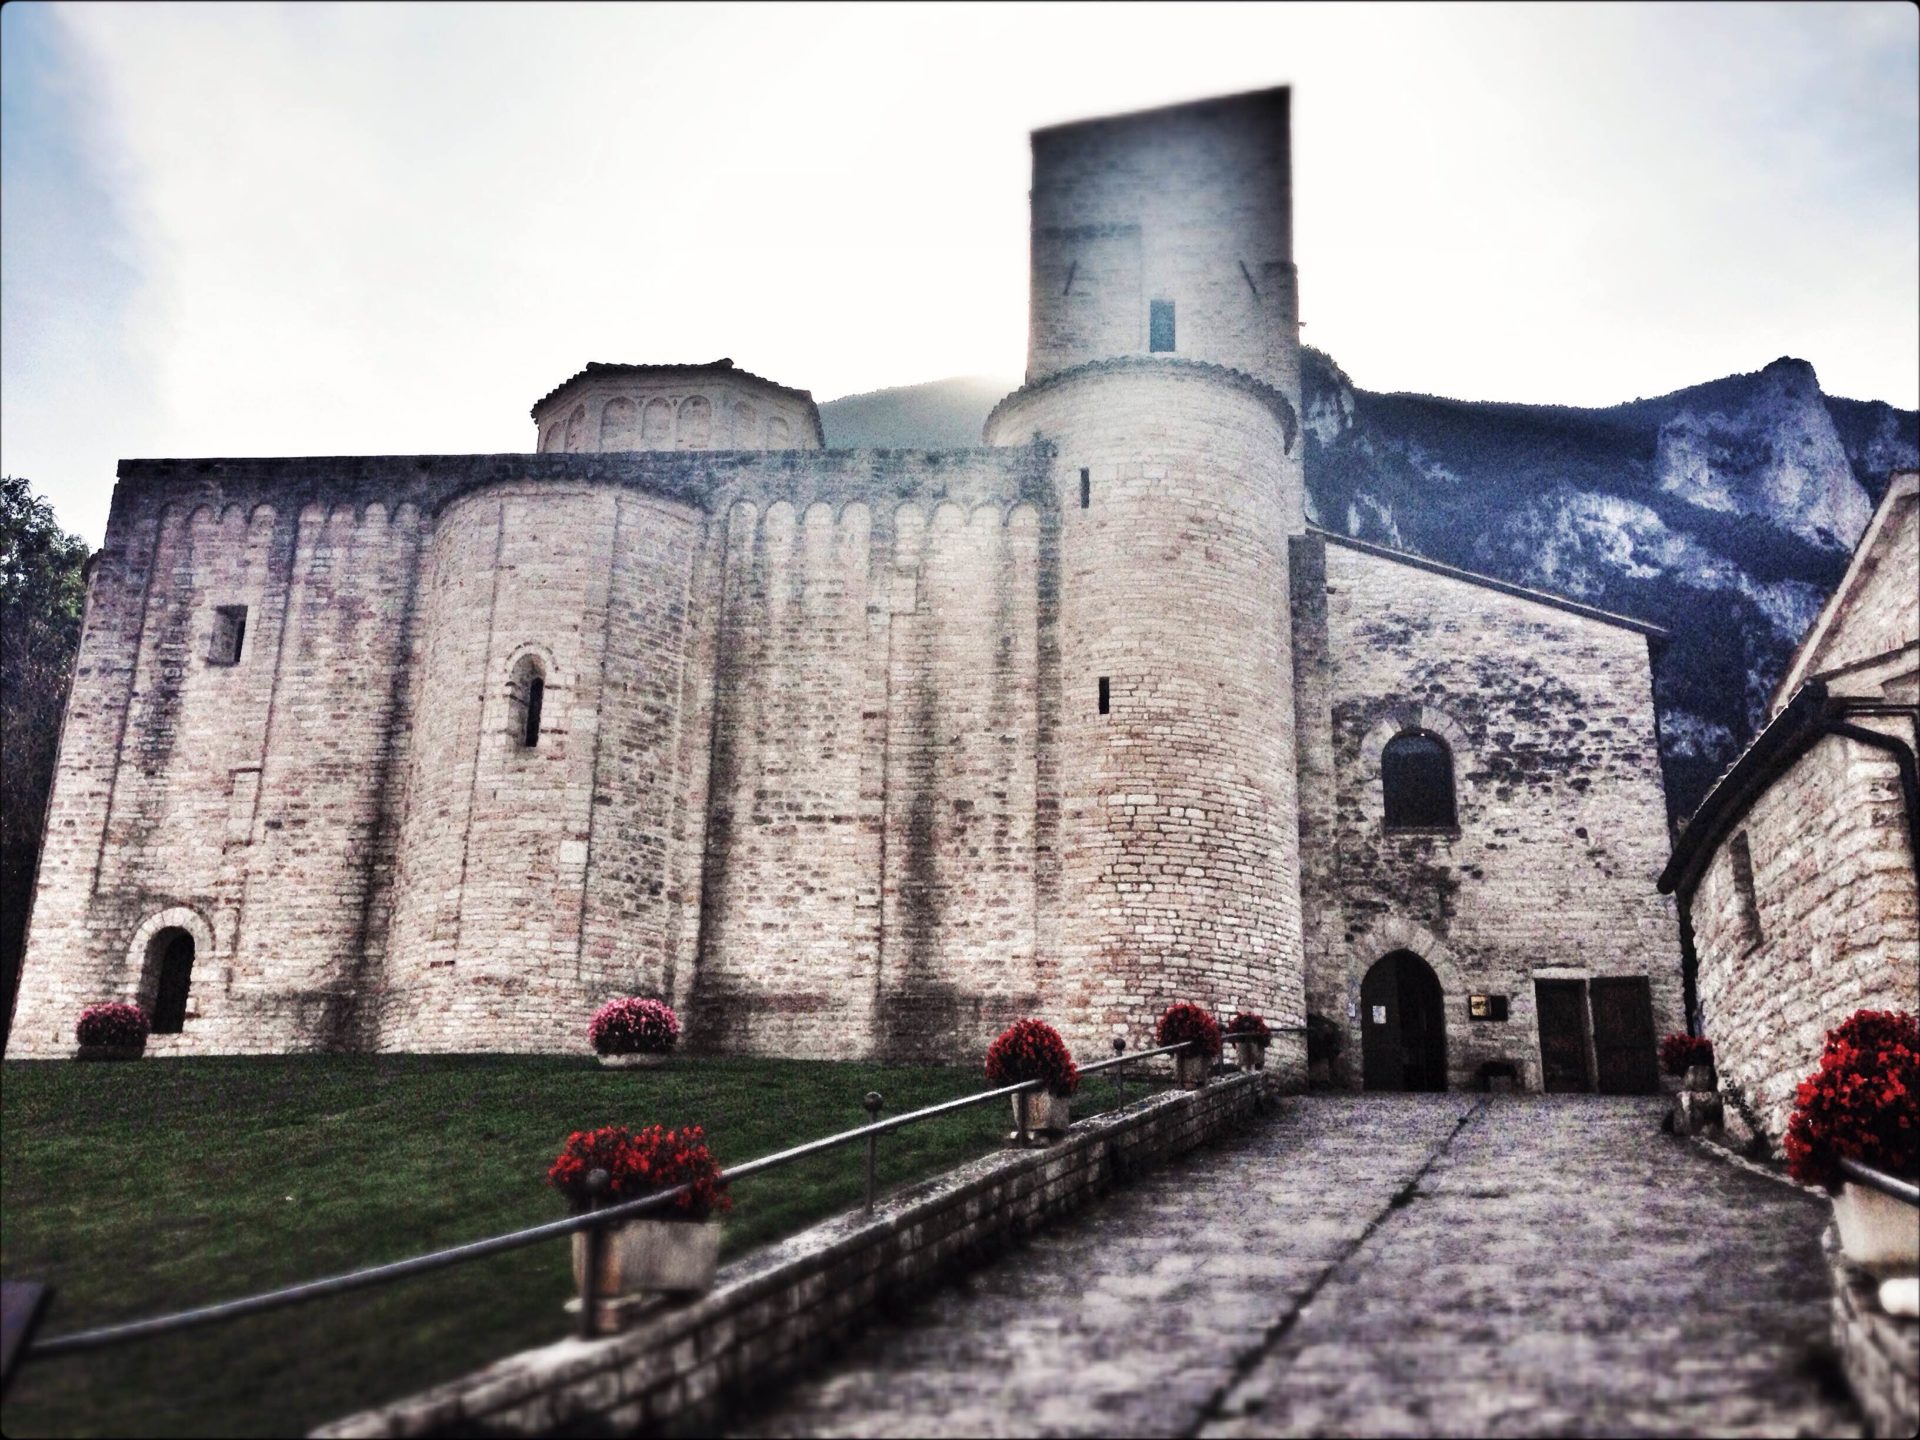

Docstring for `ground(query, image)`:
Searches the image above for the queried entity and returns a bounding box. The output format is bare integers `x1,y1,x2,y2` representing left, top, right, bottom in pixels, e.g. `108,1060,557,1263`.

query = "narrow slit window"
509,654,547,750
1079,468,1091,509
208,606,248,666
1149,299,1175,353
1097,677,1110,715
1729,831,1763,947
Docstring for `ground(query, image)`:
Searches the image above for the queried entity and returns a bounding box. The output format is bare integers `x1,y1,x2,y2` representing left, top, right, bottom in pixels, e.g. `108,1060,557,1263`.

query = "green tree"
1,476,89,1049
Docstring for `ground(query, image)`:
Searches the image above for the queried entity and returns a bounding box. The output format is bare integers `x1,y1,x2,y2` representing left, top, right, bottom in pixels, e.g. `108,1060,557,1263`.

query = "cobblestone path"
731,1095,1858,1439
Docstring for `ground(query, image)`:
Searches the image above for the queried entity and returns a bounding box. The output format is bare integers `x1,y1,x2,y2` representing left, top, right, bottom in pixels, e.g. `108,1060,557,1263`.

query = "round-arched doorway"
143,928,196,1034
1360,950,1447,1091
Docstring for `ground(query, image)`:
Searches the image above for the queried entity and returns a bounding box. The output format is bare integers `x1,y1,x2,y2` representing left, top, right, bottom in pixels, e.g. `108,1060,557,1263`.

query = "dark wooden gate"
1361,951,1447,1091
1534,980,1589,1093
1590,976,1659,1094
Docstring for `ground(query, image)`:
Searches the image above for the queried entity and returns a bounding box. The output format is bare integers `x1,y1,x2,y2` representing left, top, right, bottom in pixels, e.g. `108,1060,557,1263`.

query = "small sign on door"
1371,1005,1386,1024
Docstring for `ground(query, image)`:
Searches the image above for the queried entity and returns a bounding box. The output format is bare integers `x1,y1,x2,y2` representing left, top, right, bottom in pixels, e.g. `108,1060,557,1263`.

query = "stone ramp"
729,1095,1859,1439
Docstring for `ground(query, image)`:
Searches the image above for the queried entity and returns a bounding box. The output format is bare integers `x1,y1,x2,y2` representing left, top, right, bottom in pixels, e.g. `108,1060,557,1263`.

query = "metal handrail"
23,1030,1284,1358
1839,1156,1920,1208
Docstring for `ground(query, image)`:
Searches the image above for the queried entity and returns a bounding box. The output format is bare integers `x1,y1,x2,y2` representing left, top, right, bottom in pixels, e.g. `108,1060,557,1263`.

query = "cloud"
2,1,1914,544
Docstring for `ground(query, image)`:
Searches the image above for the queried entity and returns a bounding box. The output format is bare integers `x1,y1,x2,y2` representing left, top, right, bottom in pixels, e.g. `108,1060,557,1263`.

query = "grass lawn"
1,1053,1159,1438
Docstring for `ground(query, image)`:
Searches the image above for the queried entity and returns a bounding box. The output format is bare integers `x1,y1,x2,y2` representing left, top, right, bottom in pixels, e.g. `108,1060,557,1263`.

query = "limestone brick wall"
11,485,427,1055
534,375,820,455
1692,720,1920,1142
986,363,1306,1057
1027,88,1298,402
687,449,1052,1061
1298,535,1682,1091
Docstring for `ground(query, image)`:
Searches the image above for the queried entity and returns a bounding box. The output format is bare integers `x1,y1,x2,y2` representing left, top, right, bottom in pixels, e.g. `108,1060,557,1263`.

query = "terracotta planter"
1834,1182,1920,1274
1010,1089,1071,1140
1235,1040,1267,1073
572,1216,721,1302
1175,1052,1211,1090
597,1051,669,1069
75,1044,145,1062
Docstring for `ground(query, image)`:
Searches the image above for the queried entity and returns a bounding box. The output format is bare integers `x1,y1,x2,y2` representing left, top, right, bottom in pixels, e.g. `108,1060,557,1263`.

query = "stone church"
11,88,1683,1091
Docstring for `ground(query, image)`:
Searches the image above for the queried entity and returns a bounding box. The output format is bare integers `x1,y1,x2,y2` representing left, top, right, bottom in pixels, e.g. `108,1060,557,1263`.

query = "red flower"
1228,1011,1272,1045
1659,1033,1714,1077
588,997,680,1056
1156,1002,1223,1060
984,1019,1079,1095
546,1124,731,1218
75,1003,150,1049
1783,1010,1919,1191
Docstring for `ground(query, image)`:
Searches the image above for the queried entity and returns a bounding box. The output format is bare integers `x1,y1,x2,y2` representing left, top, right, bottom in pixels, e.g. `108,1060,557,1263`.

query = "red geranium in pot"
985,1019,1079,1142
1784,1009,1918,1273
1156,1002,1223,1089
1228,1011,1273,1072
548,1123,731,1323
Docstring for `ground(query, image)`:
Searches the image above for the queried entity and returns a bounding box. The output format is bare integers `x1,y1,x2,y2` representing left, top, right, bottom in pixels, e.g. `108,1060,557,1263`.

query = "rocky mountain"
821,357,1919,821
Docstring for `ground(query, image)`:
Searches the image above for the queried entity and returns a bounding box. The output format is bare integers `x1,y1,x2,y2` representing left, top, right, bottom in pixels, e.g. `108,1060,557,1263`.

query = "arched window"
1382,729,1456,829
508,655,546,749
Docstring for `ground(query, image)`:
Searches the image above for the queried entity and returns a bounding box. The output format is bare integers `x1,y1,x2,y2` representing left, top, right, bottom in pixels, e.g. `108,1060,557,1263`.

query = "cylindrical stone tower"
987,87,1308,1058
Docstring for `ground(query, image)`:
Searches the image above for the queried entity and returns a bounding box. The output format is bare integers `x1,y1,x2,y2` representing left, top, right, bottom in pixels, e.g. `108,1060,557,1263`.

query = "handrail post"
578,1168,610,1339
862,1092,884,1213
1112,1036,1126,1106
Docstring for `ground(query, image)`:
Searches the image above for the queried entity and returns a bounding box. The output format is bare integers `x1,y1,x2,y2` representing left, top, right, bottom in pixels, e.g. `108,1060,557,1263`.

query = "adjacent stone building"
1661,470,1919,1142
11,88,1684,1088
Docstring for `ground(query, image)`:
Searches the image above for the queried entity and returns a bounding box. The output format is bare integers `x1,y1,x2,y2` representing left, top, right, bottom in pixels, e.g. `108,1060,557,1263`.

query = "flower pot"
1833,1182,1920,1274
572,1216,721,1303
1235,1040,1267,1073
597,1051,669,1069
75,1044,144,1062
1175,1052,1211,1090
1683,1062,1716,1092
1010,1089,1071,1141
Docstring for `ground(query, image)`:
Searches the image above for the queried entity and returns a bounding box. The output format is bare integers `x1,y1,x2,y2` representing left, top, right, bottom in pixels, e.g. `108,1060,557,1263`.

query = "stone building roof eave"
984,356,1298,453
530,359,827,447
1308,527,1670,642
1658,680,1920,897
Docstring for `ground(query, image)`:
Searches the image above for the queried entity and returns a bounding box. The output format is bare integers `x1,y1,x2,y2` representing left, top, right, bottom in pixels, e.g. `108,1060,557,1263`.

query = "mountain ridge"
820,358,1918,819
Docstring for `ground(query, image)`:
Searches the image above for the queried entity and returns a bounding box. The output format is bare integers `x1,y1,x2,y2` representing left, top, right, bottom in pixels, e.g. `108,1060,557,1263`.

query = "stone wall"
315,1072,1276,1440
1692,721,1920,1142
987,361,1307,1056
1296,534,1683,1092
1027,89,1298,405
1826,1225,1920,1439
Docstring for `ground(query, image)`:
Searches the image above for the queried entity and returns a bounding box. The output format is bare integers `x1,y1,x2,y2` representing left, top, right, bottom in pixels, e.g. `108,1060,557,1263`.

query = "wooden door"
1590,977,1659,1094
152,931,195,1034
1362,952,1447,1091
1535,980,1589,1093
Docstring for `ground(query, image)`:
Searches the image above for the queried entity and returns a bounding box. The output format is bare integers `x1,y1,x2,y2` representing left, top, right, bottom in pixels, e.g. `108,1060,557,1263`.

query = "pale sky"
3,1,1915,545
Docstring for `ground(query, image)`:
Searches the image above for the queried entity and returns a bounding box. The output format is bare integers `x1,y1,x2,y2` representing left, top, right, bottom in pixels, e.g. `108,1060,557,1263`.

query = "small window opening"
1729,831,1763,947
1097,677,1110,715
1382,729,1456,829
1079,468,1091,509
509,655,547,750
209,605,248,666
1149,299,1176,353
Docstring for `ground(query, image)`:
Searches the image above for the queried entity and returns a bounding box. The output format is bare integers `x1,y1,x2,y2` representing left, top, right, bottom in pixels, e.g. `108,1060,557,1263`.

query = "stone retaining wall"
316,1071,1275,1438
1825,1226,1920,1439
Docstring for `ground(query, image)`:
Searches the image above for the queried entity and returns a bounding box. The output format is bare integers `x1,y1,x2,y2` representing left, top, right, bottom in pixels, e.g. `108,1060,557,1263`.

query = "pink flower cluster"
588,997,681,1056
75,1002,150,1049
1659,1033,1714,1077
1227,1011,1272,1045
